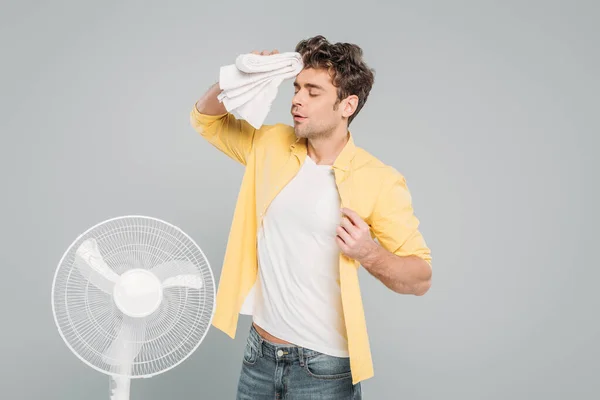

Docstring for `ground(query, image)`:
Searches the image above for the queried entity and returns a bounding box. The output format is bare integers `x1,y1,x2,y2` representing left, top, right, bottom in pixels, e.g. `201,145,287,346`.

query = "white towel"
217,52,304,129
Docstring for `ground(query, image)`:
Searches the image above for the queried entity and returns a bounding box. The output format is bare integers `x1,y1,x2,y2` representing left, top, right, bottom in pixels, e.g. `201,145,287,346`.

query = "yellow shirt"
190,106,432,384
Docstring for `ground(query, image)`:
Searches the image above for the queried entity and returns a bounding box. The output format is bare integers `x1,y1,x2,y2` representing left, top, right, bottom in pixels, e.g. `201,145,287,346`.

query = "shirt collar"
290,131,357,172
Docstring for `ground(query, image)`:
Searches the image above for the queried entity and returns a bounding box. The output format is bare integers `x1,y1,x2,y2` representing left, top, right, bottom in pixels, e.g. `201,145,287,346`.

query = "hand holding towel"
217,52,304,129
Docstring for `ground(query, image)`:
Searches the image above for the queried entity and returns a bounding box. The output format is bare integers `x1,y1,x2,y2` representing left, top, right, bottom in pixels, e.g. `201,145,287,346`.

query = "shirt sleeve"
190,105,259,166
369,173,432,266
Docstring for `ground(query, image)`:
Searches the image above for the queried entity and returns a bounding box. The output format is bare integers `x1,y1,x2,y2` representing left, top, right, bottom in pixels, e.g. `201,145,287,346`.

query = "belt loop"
258,336,264,357
298,347,304,367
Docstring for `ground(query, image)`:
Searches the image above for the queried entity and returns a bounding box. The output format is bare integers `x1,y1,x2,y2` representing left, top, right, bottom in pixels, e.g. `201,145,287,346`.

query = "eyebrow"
293,82,325,91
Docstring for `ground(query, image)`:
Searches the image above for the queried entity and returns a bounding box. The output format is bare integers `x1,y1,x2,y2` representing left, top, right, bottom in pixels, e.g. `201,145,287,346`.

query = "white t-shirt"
240,154,349,357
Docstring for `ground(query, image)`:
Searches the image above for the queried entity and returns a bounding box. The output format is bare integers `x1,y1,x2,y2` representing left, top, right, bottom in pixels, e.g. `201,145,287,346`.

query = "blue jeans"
236,323,362,399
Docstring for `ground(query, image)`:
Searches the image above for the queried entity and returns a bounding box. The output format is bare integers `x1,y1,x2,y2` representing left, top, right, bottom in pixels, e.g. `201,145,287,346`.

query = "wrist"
359,241,383,269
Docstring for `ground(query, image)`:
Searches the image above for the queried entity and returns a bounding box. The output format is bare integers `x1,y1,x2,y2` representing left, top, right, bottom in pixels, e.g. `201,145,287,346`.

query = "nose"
292,90,304,107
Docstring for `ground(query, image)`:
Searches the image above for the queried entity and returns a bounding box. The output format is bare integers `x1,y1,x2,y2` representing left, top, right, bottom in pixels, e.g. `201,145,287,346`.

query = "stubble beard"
294,122,335,141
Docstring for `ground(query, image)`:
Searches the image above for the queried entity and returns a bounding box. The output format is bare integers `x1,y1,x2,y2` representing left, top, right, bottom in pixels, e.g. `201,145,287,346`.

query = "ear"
342,95,359,119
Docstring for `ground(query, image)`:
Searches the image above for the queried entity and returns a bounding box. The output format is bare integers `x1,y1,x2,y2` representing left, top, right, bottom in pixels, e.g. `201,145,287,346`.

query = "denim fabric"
236,324,362,399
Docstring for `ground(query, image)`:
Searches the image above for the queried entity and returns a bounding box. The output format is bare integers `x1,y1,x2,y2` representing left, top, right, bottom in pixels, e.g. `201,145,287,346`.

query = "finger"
340,216,357,237
335,236,348,252
260,50,269,55
272,49,279,54
336,225,352,244
340,208,361,226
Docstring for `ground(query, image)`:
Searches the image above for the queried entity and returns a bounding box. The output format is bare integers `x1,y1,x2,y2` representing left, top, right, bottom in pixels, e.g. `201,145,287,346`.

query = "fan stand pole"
109,375,131,400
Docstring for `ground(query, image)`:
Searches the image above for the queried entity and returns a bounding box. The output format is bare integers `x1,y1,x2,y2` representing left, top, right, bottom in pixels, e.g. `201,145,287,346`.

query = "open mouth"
293,113,307,122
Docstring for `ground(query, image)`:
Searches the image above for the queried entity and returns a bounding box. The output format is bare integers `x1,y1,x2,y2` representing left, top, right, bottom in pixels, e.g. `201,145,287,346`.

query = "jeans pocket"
303,353,352,380
242,340,259,366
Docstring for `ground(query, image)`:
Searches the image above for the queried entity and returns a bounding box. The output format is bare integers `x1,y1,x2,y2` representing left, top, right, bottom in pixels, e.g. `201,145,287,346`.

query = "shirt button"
277,350,283,357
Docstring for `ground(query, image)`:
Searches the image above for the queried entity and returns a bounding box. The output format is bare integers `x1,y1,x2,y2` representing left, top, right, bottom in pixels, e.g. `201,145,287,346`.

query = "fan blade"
162,274,204,290
103,316,146,367
74,238,120,294
149,259,198,282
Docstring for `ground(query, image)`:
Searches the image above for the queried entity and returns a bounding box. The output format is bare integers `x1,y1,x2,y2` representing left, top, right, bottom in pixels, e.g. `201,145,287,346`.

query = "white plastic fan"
51,215,216,400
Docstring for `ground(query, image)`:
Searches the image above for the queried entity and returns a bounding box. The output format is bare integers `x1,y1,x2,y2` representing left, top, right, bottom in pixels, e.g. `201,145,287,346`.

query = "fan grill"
52,216,215,378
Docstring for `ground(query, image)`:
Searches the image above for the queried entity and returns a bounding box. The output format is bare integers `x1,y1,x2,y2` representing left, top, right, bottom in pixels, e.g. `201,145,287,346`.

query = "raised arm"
190,49,279,166
194,82,227,116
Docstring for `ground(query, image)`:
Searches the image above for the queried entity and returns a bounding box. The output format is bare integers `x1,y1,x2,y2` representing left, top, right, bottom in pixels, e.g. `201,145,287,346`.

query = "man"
191,35,432,399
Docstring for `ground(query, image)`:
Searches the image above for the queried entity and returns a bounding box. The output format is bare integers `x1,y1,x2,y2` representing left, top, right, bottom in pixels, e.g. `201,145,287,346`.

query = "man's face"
290,68,344,139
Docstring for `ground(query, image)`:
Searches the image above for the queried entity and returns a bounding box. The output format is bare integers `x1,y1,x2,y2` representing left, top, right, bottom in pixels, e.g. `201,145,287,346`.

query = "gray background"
1,0,598,399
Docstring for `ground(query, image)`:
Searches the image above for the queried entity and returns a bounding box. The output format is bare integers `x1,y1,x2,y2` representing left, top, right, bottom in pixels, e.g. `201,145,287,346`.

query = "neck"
307,126,349,166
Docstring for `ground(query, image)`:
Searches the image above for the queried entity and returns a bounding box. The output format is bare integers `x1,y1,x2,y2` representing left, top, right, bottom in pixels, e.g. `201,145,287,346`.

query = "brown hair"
295,35,375,125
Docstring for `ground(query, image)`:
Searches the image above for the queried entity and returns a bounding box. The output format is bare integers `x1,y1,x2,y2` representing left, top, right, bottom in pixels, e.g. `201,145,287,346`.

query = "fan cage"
51,215,216,378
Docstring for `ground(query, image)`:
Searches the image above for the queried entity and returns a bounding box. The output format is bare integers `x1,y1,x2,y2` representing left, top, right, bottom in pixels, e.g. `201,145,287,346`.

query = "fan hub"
113,268,163,317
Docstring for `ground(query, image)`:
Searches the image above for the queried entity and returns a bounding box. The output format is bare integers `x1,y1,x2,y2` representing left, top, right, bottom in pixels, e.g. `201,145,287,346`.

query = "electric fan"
51,215,216,400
